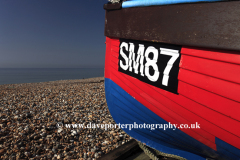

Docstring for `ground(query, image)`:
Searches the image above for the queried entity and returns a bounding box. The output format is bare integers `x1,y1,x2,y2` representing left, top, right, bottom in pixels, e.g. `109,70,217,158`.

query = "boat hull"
104,37,240,160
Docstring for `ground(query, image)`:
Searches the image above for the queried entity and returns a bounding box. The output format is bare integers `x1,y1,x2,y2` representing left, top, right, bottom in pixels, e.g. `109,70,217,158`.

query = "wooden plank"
179,71,240,122
181,47,240,65
105,1,240,51
180,54,240,85
98,139,139,160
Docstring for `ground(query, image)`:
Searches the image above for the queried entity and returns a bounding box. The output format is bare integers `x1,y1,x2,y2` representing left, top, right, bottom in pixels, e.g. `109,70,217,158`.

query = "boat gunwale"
104,1,240,52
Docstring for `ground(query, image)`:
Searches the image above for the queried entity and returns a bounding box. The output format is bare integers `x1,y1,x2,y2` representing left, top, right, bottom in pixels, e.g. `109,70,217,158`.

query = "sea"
0,68,104,85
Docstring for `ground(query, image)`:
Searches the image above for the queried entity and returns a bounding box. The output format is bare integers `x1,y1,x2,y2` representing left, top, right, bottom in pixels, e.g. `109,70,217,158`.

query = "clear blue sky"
0,0,108,68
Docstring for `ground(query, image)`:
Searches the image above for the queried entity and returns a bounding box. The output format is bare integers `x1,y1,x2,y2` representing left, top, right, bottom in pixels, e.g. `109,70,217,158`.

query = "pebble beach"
0,77,132,160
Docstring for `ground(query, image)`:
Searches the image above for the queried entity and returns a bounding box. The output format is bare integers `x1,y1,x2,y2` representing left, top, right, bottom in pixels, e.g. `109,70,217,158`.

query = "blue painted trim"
105,78,206,159
216,138,240,160
104,78,240,160
122,0,224,8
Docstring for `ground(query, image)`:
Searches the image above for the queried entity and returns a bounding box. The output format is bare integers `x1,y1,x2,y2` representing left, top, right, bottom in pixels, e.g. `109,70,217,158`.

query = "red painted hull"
105,37,240,153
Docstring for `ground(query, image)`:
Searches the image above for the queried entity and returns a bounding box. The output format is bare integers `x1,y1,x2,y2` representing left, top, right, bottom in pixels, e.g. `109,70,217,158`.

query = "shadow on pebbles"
0,77,132,160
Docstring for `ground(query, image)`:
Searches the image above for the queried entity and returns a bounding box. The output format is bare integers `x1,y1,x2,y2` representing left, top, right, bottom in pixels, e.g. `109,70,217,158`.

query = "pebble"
0,77,132,159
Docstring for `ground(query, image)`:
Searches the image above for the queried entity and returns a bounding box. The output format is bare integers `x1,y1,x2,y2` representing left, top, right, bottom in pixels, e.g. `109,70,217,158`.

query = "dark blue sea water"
0,68,104,85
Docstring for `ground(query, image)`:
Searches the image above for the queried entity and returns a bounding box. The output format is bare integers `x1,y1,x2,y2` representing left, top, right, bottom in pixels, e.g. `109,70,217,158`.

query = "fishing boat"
103,0,240,159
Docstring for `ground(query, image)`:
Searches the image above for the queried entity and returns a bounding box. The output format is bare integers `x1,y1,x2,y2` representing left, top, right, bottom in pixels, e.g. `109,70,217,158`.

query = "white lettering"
145,46,159,82
138,44,145,76
128,43,134,72
160,48,179,86
129,43,145,74
119,42,129,71
119,41,180,91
